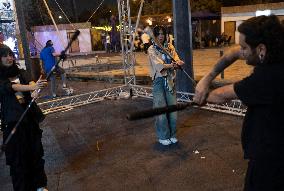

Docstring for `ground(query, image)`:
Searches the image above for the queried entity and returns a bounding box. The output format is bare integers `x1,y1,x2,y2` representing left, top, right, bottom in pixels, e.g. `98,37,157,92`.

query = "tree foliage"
143,0,172,15
190,0,222,13
22,0,51,29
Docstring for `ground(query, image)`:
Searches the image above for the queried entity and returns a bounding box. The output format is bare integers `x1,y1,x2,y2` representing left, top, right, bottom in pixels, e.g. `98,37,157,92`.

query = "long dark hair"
238,15,284,65
153,25,167,44
0,45,19,79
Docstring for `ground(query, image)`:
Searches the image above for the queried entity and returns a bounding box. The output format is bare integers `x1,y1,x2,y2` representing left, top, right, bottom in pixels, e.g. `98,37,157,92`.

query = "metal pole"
14,0,32,74
172,0,194,93
220,50,224,79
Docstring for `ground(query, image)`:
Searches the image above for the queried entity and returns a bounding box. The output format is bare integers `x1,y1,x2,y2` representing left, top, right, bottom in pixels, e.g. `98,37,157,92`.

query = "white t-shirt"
106,35,110,44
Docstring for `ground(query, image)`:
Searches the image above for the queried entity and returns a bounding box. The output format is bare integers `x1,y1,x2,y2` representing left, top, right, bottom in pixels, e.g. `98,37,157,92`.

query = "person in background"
141,29,150,54
40,40,67,98
147,26,184,146
106,34,111,53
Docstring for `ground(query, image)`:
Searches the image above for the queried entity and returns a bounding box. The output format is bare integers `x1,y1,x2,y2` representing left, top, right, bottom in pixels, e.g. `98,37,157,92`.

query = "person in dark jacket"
0,45,48,191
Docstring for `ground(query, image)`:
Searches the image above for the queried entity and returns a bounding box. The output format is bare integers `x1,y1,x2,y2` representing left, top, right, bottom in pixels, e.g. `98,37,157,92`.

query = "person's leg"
30,125,47,190
10,166,32,191
144,43,148,54
56,66,66,88
244,160,284,191
165,90,177,140
49,73,56,97
4,123,32,191
152,77,170,141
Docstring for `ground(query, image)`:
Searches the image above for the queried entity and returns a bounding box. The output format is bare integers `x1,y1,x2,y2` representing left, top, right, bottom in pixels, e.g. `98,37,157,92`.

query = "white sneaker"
170,137,178,144
158,139,172,145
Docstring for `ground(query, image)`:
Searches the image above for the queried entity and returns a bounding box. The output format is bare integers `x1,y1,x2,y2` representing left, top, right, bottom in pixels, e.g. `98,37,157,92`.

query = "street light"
59,15,63,19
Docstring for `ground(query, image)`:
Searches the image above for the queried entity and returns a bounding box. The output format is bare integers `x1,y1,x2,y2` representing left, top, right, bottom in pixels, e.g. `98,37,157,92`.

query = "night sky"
50,0,284,19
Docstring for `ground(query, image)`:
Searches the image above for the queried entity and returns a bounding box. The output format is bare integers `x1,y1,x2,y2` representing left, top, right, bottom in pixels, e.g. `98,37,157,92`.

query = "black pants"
3,121,47,191
244,159,284,191
143,43,150,54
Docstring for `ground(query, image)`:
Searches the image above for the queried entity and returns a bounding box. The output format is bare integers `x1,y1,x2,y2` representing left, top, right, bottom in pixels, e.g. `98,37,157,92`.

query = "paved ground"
64,46,253,84
0,47,251,191
0,80,248,191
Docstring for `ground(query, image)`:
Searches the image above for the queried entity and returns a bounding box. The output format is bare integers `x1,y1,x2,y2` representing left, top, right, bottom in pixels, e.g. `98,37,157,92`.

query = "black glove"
59,51,67,61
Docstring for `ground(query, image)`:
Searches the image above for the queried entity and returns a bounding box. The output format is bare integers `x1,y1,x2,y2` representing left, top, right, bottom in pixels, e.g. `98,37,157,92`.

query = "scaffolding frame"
38,84,246,117
37,0,246,117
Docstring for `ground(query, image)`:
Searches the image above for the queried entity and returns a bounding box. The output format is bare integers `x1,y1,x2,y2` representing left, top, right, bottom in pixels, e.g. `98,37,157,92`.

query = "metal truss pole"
117,0,144,86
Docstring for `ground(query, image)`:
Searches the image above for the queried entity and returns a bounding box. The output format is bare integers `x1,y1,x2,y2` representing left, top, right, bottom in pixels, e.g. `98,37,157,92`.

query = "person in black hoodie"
0,45,48,191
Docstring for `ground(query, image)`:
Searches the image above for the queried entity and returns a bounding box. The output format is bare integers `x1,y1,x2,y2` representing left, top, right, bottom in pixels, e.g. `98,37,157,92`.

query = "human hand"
176,60,184,66
193,77,210,105
59,51,67,61
34,75,47,90
172,60,184,69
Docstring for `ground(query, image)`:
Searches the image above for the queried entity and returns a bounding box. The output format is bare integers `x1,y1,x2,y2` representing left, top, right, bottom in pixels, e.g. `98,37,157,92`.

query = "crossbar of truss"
38,85,246,117
38,85,129,114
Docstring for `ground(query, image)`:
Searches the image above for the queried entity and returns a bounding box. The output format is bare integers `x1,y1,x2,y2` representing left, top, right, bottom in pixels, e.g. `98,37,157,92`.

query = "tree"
143,0,172,15
23,0,52,29
190,0,222,13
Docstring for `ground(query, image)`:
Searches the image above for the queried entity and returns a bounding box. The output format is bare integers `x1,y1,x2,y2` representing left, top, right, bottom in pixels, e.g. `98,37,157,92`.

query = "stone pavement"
0,87,247,191
0,79,248,191
64,46,253,84
0,47,251,191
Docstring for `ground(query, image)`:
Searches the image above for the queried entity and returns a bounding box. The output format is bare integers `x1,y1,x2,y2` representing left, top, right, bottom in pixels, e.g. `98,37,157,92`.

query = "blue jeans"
48,66,66,97
152,77,177,140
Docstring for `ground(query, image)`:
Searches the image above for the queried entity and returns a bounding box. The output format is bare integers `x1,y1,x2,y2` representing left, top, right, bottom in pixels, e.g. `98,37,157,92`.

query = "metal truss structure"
38,85,130,114
117,0,137,85
36,0,246,118
38,84,246,117
130,85,246,117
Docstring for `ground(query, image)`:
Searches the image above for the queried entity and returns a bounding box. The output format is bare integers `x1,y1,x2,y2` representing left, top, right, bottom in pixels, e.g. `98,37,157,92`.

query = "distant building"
221,2,284,44
31,22,92,54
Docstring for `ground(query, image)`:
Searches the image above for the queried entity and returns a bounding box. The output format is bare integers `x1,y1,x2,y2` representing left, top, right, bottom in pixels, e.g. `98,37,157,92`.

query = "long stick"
126,102,198,120
0,30,80,156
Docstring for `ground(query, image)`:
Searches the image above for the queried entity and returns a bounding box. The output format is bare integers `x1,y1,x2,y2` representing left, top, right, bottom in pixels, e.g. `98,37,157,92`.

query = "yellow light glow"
146,19,152,26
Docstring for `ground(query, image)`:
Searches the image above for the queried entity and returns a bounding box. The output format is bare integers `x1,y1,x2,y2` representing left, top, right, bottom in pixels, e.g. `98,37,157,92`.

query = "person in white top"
106,34,111,53
141,31,150,54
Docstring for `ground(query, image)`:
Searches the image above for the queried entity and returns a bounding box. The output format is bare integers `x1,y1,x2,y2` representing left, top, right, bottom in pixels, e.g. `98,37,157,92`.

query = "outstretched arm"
206,84,238,104
193,46,242,105
12,77,47,93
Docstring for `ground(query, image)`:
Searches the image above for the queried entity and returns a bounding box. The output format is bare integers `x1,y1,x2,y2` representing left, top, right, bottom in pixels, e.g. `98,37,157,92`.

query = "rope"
42,0,65,49
86,0,105,23
54,0,76,30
